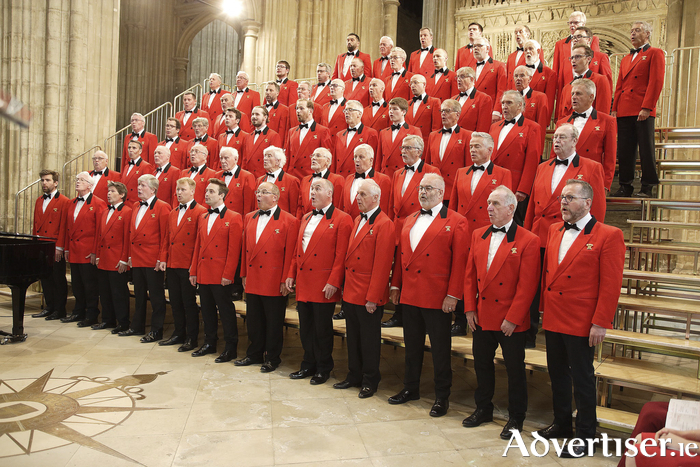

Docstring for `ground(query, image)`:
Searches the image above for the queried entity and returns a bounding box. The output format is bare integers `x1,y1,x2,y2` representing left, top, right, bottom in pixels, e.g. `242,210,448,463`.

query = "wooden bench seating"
627,220,700,244
626,242,700,274
595,407,639,434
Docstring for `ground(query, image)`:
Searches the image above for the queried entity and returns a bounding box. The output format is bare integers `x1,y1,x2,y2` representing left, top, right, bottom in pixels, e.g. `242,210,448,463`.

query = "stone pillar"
241,20,261,83
383,0,400,39
173,57,190,96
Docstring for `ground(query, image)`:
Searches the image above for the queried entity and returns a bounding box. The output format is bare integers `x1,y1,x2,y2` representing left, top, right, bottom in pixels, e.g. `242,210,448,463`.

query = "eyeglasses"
328,84,344,89
342,109,361,114
75,178,90,183
440,109,457,114
417,186,440,193
401,146,420,151
255,190,274,195
569,54,586,61
558,194,588,203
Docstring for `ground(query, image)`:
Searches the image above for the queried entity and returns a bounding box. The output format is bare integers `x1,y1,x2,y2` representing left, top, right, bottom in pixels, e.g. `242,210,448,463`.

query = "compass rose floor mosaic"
0,294,638,466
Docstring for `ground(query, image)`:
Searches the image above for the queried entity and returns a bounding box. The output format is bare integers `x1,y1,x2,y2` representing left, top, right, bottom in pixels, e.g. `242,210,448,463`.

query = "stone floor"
0,294,639,466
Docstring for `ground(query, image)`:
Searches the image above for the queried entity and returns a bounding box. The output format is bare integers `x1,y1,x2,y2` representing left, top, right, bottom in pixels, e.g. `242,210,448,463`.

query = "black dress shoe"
381,316,402,328
111,324,129,334
358,386,375,398
159,335,185,346
524,339,536,349
635,186,654,198
537,422,573,440
462,408,494,427
260,362,278,373
61,313,83,323
612,185,633,197
215,350,236,363
77,319,98,328
332,310,346,320
234,356,262,366
140,330,163,343
91,322,116,330
289,368,314,379
178,339,198,352
388,389,420,405
429,398,449,417
450,323,467,336
559,443,594,458
45,311,66,321
231,292,243,301
32,309,53,318
118,328,145,337
192,343,217,357
500,418,524,440
310,373,330,385
333,380,360,389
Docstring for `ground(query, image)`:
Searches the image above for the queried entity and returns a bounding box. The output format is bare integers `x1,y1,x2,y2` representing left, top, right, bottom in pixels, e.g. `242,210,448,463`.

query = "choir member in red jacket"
320,79,348,136
90,150,120,202
522,40,557,122
375,98,422,177
332,33,372,82
513,65,549,149
557,45,612,120
453,67,493,132
426,49,458,103
506,25,543,89
344,58,371,107
286,99,333,179
297,147,345,218
121,113,157,171
362,78,391,132
570,26,613,90
186,117,219,169
340,144,392,219
232,71,261,127
160,118,190,169
176,92,210,142
217,107,248,159
259,146,301,216
263,81,290,138
372,36,394,81
152,146,180,207
335,179,395,398
406,74,441,146
384,47,413,102
275,60,298,107
242,106,283,178
471,38,507,123
121,140,153,204
333,99,379,178
312,64,332,108
201,73,232,124
210,93,235,139
552,11,601,92
455,22,486,70
407,27,435,79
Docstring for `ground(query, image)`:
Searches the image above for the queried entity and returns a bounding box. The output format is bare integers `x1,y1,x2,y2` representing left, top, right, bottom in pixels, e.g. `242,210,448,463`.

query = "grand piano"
0,232,55,343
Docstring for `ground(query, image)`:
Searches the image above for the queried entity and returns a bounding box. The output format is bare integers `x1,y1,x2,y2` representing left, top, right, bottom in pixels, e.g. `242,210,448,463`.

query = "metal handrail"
61,145,102,199
14,179,41,235
173,83,203,115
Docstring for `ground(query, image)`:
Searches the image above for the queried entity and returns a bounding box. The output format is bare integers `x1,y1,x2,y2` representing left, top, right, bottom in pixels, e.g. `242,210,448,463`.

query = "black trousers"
245,293,286,365
166,268,199,340
545,330,597,439
452,300,466,328
344,302,383,389
70,262,99,319
617,116,659,188
40,257,67,315
296,301,336,374
472,326,528,420
526,248,546,343
96,269,130,326
199,283,238,351
232,258,244,295
514,195,528,226
403,304,452,399
131,267,167,333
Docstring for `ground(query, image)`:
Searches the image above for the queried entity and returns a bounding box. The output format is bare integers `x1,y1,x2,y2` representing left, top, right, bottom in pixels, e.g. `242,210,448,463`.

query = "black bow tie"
555,158,569,166
225,129,235,134
516,47,524,52
258,209,271,216
276,79,283,83
255,129,263,135
352,77,361,82
184,110,192,114
210,90,217,94
525,64,536,69
459,91,469,97
312,172,323,178
391,71,401,76
404,165,415,172
490,225,506,234
179,204,188,210
156,167,163,173
572,112,586,119
108,205,116,210
412,96,423,103
467,44,474,49
372,102,381,107
76,197,85,202
419,208,432,216
441,128,453,134
222,171,233,176
472,165,485,171
391,124,402,131
166,138,174,142
131,132,139,138
572,75,583,81
347,51,356,57
317,82,326,87
564,221,580,231
354,172,366,179
190,166,199,173
208,207,220,214
236,89,244,93
329,99,338,105
93,170,103,175
43,194,51,200
139,200,149,207
299,123,309,129
630,47,642,54
421,47,430,52
312,209,324,216
266,172,276,178
360,213,369,220
194,137,203,142
504,118,516,125
347,127,358,132
129,160,136,166
266,103,274,108
476,61,485,67
380,56,389,61
435,68,446,75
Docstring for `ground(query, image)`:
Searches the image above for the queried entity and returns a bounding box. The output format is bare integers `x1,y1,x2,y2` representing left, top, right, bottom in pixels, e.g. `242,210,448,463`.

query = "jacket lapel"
302,206,335,262
408,206,449,265
483,223,518,287
576,110,598,147
548,218,597,285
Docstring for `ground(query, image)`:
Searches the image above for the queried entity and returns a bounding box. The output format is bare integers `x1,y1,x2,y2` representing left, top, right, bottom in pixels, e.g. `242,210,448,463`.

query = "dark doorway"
397,0,423,53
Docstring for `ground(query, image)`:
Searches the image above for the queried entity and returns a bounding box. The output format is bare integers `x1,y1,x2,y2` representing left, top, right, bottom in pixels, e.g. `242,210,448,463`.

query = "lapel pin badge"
445,226,451,231
225,222,230,226
275,228,280,234
53,208,58,212
577,174,583,180
329,224,334,229
586,243,593,250
511,247,517,254
187,217,191,222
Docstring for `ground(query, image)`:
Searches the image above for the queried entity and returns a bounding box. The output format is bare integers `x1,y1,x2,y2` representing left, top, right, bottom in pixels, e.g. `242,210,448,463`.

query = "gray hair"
264,146,286,168
456,67,476,80
138,174,159,192
390,47,407,61
76,171,95,186
572,77,597,99
514,65,534,78
502,90,524,107
219,146,240,161
403,134,424,153
566,179,594,200
359,179,381,199
345,99,364,112
492,185,517,208
354,143,375,160
633,21,653,37
523,39,542,51
471,132,495,150
317,63,332,73
557,122,580,140
421,173,445,191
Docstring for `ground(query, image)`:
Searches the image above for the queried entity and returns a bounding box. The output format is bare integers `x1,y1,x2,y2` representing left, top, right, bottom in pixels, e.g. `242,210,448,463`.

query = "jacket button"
547,287,551,291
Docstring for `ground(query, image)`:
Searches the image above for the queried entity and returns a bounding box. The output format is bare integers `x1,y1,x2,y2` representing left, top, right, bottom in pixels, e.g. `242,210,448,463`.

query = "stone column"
241,20,261,83
173,57,190,97
383,0,400,40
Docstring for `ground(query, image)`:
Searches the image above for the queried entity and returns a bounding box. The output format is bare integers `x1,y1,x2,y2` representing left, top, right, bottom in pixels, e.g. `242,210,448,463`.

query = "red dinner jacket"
241,127,282,178
175,107,211,142
311,83,332,108
372,57,393,81
424,126,472,201
344,75,371,107
426,70,458,102
557,70,612,119
464,222,540,332
488,115,541,196
524,154,607,247
201,89,232,123
216,166,256,217
288,102,324,131
288,205,353,303
153,163,180,207
613,44,665,118
391,205,468,308
553,34,601,86
95,203,132,271
559,51,613,92
231,87,261,121
505,48,545,88
296,171,345,218
332,124,380,178
242,207,299,296
332,51,373,81
277,78,299,107
159,201,207,269
362,101,391,132
455,44,477,70
450,162,513,238
321,98,349,136
453,88,494,132
129,197,169,268
344,209,395,306
210,113,228,140
555,110,617,188
64,193,107,263
383,69,414,102
340,169,392,219
375,122,423,176
474,58,507,113
390,161,441,239
522,88,550,149
186,135,220,170
217,127,249,158
190,207,243,284
528,62,557,120
90,168,121,202
121,158,153,204
158,137,190,170
121,131,158,171
188,165,218,205
407,47,435,78
405,95,442,143
284,121,333,180
256,170,300,216
33,191,70,242
265,101,290,139
541,217,625,337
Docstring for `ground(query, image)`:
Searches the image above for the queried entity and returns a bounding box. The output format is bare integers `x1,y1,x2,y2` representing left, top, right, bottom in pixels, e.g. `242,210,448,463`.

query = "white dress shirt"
458,87,474,107
409,203,442,251
471,160,492,194
299,119,314,144
177,199,194,226
182,110,193,125
355,205,379,237
233,87,245,108
255,205,277,242
207,202,225,234
106,202,123,224
391,68,406,90
225,126,240,145
73,195,87,221
372,99,384,116
439,125,457,161
412,94,426,117
401,160,422,196
551,152,576,193
572,106,592,135
497,114,522,149
487,219,513,270
314,82,327,99
343,52,355,76
266,167,282,183
91,170,103,188
135,195,155,229
475,56,489,80
558,213,591,264
223,165,238,186
209,88,221,107
154,164,167,179
189,164,204,179
253,125,268,144
126,157,141,176
391,120,405,142
346,125,360,147
351,169,372,202
302,203,331,252
42,189,58,213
